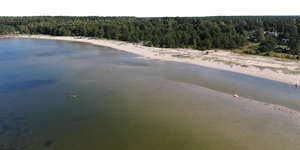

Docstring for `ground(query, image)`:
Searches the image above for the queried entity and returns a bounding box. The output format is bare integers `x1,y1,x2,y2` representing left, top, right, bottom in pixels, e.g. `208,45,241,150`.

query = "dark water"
0,38,300,150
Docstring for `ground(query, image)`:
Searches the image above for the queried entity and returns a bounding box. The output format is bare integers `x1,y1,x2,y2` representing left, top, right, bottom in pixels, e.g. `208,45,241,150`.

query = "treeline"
0,16,300,52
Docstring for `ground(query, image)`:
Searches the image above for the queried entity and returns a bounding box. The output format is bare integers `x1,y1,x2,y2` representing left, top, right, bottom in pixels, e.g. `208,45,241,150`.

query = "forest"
0,16,300,58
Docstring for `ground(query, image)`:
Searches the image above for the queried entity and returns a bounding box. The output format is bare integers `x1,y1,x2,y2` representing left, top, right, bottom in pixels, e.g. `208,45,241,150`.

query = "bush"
258,38,277,52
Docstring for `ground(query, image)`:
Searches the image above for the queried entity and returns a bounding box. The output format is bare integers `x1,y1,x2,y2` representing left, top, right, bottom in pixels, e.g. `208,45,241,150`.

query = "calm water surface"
0,38,300,150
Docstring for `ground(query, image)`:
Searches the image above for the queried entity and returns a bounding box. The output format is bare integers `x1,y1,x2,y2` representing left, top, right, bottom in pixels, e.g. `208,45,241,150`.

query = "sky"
1,0,300,17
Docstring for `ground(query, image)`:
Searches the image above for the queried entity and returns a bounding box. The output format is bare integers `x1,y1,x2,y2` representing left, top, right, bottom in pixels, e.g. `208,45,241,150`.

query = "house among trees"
264,31,279,37
281,39,290,45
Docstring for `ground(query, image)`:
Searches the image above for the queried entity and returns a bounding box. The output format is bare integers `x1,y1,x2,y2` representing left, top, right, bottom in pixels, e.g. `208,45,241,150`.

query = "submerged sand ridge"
5,34,300,86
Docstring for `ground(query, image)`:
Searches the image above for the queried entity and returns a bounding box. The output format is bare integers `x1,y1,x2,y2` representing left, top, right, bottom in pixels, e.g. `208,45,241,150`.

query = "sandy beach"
3,34,300,85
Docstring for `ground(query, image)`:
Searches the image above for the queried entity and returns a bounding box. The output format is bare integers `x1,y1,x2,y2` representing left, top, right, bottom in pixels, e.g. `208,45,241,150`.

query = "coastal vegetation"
1,16,300,59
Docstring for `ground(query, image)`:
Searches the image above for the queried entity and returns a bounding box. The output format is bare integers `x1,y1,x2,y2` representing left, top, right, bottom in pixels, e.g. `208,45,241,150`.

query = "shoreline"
1,34,300,118
2,34,300,86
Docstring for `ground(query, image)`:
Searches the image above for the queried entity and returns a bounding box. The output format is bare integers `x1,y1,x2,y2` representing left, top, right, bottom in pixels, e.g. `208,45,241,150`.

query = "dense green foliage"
288,39,300,55
258,37,277,52
0,16,300,56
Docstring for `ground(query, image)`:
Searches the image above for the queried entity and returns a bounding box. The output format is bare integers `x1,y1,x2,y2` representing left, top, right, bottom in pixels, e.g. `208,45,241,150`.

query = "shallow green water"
1,38,300,150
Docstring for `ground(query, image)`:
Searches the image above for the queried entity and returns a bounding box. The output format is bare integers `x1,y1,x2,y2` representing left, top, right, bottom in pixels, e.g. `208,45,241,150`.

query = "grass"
232,43,300,60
